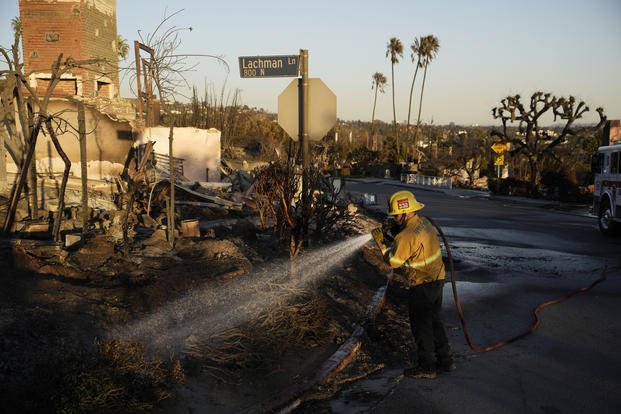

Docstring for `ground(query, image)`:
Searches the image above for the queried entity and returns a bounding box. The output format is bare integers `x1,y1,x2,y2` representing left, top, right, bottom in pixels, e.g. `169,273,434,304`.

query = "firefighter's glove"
382,219,397,242
371,228,387,254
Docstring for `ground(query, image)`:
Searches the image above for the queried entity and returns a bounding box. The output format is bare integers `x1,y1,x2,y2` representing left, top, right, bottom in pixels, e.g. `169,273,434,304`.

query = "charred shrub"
57,340,184,413
540,171,591,203
2,336,184,413
489,177,534,197
253,161,355,258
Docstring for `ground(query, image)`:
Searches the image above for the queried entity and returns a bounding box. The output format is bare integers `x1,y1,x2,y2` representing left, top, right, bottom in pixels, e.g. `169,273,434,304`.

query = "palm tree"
386,37,403,159
116,35,129,60
414,35,440,147
406,37,423,140
11,17,22,35
371,72,387,129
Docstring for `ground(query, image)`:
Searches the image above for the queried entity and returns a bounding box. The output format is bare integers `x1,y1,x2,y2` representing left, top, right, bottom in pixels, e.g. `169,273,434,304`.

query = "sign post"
300,49,309,168
299,50,310,244
491,142,507,178
239,51,338,249
238,50,337,166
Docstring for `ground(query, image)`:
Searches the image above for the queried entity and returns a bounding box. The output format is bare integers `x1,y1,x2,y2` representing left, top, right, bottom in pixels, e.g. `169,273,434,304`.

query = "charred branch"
44,117,71,241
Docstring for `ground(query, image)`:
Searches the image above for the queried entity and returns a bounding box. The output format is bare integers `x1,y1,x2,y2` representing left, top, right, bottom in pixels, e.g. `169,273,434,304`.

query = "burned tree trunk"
121,141,154,249
45,118,71,242
78,102,89,236
2,118,42,234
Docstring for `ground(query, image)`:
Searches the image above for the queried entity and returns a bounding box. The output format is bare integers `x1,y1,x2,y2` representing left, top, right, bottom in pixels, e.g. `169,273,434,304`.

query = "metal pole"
300,49,309,168
168,125,175,248
78,102,88,236
299,49,310,250
134,41,143,128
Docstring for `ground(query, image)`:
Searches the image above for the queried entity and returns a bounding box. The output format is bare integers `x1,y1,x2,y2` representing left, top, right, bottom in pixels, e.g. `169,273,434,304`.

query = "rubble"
0,130,390,413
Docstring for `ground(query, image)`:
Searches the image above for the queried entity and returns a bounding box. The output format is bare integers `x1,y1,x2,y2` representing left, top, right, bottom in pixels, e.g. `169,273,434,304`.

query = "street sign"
494,154,505,165
491,142,507,154
238,55,299,78
278,78,337,141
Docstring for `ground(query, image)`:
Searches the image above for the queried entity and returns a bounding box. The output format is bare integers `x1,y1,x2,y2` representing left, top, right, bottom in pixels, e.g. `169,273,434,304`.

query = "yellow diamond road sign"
278,78,337,141
495,154,505,166
491,142,507,154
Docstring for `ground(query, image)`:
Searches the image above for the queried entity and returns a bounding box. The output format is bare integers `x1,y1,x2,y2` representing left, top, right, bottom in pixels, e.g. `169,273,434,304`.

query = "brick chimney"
20,0,119,99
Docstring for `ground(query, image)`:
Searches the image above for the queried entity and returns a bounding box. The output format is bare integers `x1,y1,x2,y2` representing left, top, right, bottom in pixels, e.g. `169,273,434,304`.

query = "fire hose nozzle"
371,227,387,254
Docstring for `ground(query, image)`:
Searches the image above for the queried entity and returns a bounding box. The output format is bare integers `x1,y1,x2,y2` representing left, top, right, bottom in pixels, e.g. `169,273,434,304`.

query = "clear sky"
2,0,620,126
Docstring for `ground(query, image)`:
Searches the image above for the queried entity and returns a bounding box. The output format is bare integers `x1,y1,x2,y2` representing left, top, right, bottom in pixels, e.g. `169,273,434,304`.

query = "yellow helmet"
387,190,424,215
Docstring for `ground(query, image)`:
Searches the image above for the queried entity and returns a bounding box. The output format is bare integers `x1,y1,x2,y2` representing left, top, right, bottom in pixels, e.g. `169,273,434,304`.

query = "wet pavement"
370,270,621,414
331,177,621,413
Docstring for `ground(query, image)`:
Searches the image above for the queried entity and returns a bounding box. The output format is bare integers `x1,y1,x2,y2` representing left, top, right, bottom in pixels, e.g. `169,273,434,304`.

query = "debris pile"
0,140,395,413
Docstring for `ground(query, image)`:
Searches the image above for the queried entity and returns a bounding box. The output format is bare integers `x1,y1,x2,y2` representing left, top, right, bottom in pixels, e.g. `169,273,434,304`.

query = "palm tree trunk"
391,63,398,159
406,64,420,140
371,85,379,136
414,63,428,147
371,86,379,124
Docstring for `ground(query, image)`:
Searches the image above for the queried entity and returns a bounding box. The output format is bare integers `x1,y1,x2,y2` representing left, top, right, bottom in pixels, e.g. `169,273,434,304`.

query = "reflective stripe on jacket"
384,215,445,286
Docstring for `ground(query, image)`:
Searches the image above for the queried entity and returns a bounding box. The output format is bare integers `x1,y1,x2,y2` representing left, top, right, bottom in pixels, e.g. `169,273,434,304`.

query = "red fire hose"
426,216,610,353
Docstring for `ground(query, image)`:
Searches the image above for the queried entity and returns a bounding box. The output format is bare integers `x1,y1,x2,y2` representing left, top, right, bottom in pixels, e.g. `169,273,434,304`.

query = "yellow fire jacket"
383,215,445,287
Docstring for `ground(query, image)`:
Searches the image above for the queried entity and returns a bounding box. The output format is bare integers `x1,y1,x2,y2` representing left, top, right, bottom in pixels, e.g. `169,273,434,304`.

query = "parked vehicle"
592,145,621,235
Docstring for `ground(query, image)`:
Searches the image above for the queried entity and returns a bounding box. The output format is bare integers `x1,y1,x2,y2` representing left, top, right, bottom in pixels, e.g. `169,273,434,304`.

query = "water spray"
112,233,372,354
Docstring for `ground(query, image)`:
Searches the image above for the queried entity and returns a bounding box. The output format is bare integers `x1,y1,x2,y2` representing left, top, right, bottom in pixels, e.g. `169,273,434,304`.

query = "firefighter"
372,190,455,379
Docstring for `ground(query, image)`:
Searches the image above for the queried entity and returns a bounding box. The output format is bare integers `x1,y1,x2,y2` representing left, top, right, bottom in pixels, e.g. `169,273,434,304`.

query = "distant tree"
414,35,440,147
385,37,403,158
455,128,490,185
347,145,380,175
491,92,606,192
554,130,600,185
406,37,423,140
10,16,21,35
116,35,129,59
370,72,387,131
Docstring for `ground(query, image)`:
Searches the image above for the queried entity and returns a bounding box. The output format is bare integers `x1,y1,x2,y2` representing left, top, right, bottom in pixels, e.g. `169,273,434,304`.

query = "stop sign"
278,78,337,141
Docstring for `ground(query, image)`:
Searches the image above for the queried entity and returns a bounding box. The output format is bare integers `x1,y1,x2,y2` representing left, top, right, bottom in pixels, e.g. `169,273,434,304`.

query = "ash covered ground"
0,208,403,413
2,201,619,413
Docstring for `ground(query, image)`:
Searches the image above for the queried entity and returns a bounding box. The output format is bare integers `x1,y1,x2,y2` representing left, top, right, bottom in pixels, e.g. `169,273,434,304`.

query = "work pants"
408,280,452,370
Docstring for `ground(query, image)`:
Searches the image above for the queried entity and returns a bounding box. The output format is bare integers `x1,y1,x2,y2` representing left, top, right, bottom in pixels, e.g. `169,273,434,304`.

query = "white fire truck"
592,145,621,235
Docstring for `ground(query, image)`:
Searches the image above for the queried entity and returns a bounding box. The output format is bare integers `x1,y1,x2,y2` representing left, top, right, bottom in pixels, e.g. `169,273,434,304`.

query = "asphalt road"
331,178,621,414
345,177,621,259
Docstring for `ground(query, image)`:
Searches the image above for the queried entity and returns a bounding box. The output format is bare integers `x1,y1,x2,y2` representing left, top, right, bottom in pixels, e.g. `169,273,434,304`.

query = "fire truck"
592,145,621,235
